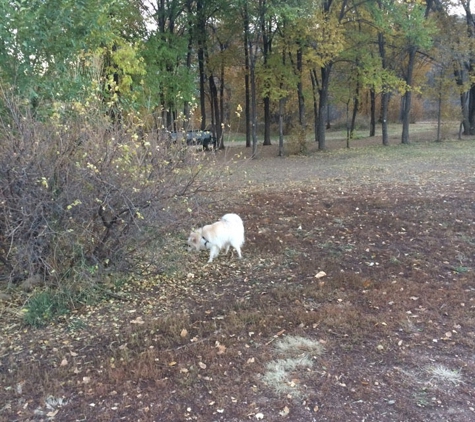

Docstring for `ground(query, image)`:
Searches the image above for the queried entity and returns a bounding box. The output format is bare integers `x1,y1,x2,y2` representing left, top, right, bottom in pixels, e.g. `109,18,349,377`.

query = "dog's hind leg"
233,245,242,259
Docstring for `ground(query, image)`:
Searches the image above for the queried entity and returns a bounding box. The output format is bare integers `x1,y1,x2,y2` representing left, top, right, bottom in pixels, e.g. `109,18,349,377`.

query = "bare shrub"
0,91,211,288
286,126,308,155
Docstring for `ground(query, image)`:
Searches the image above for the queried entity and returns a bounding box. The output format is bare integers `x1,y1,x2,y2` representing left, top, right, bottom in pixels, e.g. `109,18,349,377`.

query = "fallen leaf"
279,406,290,417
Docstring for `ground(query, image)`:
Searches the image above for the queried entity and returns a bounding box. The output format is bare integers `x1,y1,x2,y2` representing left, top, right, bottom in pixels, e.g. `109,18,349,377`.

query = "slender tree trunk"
263,98,271,146
310,69,319,144
349,79,360,138
297,45,305,128
243,1,251,147
316,65,332,150
278,48,286,157
401,46,416,144
376,7,389,145
346,100,350,148
184,0,194,122
436,93,442,141
381,92,389,146
197,0,207,130
250,43,258,157
197,52,207,130
278,97,285,156
370,89,376,137
261,0,271,146
209,74,221,146
460,91,470,134
218,43,225,149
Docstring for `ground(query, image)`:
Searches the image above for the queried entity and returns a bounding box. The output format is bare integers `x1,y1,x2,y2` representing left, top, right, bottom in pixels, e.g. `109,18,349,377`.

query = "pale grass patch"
396,363,463,388
274,335,325,357
261,336,324,396
426,364,463,386
262,356,314,395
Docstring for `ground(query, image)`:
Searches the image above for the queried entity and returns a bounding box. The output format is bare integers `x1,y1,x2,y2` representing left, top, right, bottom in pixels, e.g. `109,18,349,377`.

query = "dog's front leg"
208,245,220,263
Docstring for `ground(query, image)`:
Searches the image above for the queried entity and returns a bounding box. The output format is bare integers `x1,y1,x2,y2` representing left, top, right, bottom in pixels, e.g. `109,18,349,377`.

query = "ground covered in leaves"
1,134,475,421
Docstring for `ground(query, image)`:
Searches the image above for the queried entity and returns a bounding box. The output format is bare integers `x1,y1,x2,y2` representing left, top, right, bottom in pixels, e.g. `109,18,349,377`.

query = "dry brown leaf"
279,406,290,417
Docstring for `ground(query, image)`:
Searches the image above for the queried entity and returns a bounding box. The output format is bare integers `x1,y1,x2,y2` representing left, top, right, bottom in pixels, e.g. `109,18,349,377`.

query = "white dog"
187,213,245,263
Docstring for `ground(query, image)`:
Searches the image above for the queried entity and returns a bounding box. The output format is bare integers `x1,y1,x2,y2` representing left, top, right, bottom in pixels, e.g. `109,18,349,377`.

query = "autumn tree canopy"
1,0,474,145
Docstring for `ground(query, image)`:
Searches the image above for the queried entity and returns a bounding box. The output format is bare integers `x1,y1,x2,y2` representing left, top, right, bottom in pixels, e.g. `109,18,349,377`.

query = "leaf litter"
1,139,475,421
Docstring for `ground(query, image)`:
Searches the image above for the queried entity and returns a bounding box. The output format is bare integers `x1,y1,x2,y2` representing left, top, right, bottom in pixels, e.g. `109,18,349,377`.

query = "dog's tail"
220,213,243,226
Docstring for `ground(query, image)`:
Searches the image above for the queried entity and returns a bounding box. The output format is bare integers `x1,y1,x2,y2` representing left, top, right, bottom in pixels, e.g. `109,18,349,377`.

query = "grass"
426,365,463,386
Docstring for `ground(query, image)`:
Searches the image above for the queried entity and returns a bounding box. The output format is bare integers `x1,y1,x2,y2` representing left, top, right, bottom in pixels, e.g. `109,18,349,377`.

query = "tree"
304,1,346,150
141,0,195,130
392,1,435,144
0,0,146,116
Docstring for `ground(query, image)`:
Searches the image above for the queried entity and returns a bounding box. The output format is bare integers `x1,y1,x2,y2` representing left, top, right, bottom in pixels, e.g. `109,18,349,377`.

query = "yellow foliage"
303,10,346,68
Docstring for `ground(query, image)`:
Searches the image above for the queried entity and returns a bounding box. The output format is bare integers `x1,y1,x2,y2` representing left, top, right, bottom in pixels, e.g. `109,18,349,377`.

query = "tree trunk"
401,46,416,144
381,92,389,146
243,1,251,147
460,91,470,134
209,74,222,146
316,65,332,150
261,0,271,146
250,43,258,157
376,10,389,145
310,69,319,144
278,97,285,156
197,0,207,130
263,97,271,145
197,51,207,130
370,89,376,137
469,84,475,134
297,45,305,128
349,80,360,139
218,43,225,149
436,93,442,141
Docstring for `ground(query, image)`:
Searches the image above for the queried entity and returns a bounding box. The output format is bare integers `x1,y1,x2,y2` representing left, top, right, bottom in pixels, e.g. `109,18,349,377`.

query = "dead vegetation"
1,134,475,421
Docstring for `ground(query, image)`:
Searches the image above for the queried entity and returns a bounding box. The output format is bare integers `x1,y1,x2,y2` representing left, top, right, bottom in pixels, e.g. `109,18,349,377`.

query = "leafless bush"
0,92,211,287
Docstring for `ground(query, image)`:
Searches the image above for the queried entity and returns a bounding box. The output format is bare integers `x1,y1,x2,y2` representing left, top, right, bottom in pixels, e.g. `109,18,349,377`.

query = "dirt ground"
1,129,475,421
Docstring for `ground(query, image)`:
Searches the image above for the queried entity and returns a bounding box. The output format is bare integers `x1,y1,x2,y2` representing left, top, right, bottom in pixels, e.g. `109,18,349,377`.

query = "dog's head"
187,230,202,252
